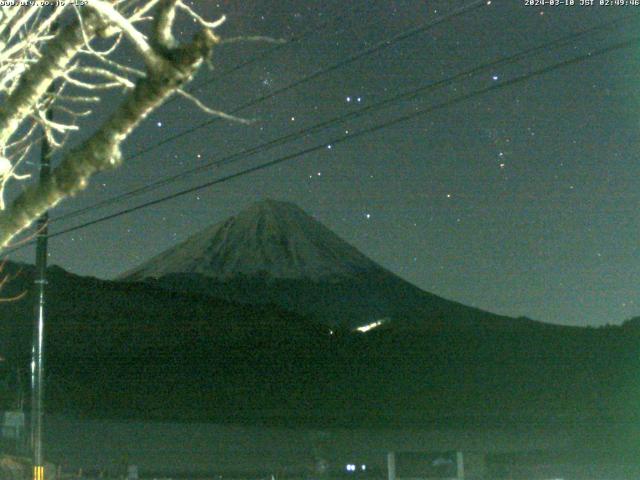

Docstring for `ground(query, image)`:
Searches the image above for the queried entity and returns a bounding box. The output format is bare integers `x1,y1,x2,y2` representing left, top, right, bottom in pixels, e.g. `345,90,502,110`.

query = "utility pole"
31,9,56,478
31,110,51,480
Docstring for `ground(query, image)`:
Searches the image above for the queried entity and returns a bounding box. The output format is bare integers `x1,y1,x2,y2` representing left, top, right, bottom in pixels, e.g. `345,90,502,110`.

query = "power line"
1,0,490,260
168,3,372,101
51,12,638,225
110,0,490,165
3,34,632,256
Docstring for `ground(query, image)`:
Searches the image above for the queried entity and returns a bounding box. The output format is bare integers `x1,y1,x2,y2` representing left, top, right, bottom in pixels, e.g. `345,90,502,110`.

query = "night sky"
6,0,640,327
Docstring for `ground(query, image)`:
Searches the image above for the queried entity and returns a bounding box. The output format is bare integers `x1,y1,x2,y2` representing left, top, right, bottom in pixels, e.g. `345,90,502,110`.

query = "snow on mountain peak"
122,200,383,281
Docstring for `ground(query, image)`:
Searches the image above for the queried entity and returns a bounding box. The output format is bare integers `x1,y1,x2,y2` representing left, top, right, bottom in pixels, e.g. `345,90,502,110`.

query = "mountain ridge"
0,260,637,431
122,200,384,282
121,200,546,330
1,201,633,429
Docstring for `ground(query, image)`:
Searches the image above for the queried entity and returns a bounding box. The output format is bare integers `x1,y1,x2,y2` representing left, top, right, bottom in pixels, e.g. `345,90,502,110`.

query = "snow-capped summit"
121,199,532,330
122,199,383,282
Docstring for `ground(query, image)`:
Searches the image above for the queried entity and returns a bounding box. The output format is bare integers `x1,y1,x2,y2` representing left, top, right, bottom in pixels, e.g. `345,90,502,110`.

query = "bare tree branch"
0,9,100,146
176,88,251,124
0,0,231,248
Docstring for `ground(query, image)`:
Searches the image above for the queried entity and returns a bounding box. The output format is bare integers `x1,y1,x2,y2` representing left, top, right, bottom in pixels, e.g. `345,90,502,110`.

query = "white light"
361,465,366,471
355,319,387,333
157,121,163,127
492,75,499,81
346,464,356,472
346,96,352,102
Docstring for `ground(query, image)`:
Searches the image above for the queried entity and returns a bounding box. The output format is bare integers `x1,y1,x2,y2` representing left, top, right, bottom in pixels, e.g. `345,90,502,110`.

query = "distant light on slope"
355,318,388,333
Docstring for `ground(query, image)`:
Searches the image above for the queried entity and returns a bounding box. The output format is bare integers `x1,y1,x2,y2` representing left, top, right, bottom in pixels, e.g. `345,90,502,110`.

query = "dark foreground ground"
0,414,630,480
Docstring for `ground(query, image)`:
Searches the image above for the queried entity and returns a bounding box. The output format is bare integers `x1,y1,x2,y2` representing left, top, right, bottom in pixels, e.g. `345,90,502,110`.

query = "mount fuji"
121,199,531,330
0,201,634,428
123,199,383,282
